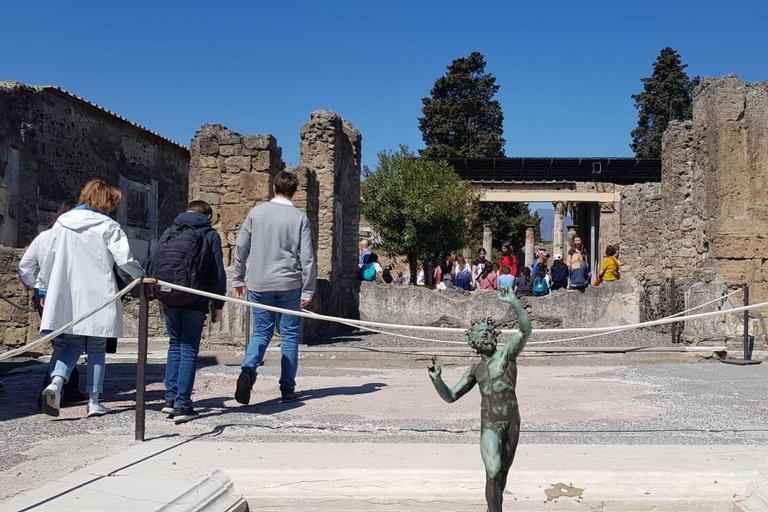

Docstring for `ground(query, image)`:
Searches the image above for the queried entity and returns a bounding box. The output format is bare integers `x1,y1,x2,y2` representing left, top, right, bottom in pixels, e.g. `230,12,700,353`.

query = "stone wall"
299,111,362,339
618,75,768,340
359,279,640,331
0,247,39,352
186,111,362,343
0,81,189,249
188,124,285,266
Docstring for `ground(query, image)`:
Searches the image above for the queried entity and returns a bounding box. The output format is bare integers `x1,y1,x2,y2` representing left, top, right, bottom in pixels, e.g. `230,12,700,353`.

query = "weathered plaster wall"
359,279,640,330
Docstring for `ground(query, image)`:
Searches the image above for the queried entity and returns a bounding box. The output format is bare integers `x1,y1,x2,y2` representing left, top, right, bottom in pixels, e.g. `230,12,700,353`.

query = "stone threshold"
3,442,767,511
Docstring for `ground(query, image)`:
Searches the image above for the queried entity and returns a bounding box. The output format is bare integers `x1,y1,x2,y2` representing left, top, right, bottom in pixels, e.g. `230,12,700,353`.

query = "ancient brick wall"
188,111,361,343
299,111,362,338
0,247,39,352
618,75,768,340
0,81,189,248
188,124,285,266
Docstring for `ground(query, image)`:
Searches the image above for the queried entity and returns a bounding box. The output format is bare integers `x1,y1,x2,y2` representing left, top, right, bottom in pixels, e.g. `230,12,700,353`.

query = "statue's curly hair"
466,316,502,341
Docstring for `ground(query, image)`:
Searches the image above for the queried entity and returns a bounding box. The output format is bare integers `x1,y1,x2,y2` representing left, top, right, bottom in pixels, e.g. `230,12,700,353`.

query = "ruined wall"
0,247,39,352
299,110,362,338
618,75,768,340
695,77,768,302
188,124,285,266
359,278,640,331
187,111,361,343
0,81,189,248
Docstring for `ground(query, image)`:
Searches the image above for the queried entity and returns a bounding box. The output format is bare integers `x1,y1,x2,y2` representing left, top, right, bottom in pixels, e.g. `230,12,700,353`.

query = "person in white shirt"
416,265,425,286
19,200,86,404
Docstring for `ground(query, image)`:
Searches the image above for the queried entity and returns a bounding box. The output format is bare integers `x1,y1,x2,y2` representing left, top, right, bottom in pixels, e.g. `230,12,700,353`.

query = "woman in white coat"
37,180,144,418
19,200,86,404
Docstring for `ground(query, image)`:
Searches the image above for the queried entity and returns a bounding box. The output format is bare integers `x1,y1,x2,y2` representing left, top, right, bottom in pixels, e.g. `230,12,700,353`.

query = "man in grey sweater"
232,171,317,404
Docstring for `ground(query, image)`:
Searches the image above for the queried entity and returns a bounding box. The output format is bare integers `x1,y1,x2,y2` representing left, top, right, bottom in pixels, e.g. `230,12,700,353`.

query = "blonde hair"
78,180,122,213
569,251,583,270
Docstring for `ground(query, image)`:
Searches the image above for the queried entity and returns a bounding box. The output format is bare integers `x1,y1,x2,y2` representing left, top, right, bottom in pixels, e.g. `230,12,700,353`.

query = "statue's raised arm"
497,286,532,361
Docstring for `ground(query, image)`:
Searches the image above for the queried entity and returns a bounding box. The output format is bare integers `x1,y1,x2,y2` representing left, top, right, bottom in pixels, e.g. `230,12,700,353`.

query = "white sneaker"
41,384,61,417
86,403,112,418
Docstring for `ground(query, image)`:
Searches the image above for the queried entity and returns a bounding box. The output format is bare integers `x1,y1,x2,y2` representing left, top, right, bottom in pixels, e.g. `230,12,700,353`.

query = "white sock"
51,376,65,390
89,392,99,406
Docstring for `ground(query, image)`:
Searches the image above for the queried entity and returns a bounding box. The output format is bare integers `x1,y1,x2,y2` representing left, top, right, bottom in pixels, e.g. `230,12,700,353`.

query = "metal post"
744,286,751,361
135,282,149,441
722,284,761,366
670,278,677,344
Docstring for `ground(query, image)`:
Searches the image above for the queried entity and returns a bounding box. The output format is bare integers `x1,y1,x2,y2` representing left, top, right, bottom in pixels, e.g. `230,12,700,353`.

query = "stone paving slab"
3,441,767,511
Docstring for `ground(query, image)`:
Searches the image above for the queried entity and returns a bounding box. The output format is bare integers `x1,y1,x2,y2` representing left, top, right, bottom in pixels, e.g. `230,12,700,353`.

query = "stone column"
567,225,578,248
553,202,565,256
524,226,535,268
482,226,493,254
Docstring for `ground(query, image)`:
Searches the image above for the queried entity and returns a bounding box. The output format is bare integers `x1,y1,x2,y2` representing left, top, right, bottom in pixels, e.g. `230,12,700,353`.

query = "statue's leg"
499,418,521,498
480,426,503,512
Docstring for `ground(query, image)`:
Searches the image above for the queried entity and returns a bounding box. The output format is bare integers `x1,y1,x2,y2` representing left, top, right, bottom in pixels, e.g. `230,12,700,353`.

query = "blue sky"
3,0,767,173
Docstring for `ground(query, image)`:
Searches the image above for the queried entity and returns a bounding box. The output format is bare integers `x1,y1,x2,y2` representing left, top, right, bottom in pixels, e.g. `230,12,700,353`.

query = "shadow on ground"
0,362,167,422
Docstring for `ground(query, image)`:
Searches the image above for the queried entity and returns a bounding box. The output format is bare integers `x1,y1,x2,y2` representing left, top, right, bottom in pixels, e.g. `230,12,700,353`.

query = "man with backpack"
232,171,317,405
148,200,226,423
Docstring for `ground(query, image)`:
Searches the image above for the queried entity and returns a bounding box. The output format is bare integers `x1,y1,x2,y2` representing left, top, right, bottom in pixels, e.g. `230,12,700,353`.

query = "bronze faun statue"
428,287,531,512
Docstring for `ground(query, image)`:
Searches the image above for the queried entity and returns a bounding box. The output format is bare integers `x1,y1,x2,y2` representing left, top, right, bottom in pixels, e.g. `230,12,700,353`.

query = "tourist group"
360,239,621,298
18,171,315,422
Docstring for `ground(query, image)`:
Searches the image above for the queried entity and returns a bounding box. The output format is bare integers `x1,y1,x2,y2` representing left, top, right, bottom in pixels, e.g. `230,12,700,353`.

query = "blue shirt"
497,274,515,289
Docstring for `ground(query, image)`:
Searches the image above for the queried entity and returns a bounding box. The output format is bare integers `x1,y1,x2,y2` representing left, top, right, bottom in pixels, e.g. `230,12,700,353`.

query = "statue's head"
466,317,500,356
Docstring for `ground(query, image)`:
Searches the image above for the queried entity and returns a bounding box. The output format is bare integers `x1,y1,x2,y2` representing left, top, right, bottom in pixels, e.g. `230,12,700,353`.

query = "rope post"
669,277,677,344
722,285,762,366
135,282,150,441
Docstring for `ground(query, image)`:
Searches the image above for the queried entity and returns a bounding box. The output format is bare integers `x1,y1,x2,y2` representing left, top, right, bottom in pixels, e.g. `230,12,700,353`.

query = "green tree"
361,146,478,283
631,47,700,158
419,52,505,159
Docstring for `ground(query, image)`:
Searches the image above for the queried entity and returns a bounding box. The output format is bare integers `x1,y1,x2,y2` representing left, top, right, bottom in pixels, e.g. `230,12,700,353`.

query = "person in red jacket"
498,243,518,278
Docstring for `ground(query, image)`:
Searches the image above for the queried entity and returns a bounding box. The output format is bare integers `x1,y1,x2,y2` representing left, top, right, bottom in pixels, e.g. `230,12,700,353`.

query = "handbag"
594,275,603,287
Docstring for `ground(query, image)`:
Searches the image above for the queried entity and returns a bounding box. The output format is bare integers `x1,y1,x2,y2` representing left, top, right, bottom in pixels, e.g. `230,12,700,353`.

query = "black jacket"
156,212,227,312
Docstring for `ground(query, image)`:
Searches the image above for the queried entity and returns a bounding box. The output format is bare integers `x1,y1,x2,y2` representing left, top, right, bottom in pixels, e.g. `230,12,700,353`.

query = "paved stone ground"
1,350,767,502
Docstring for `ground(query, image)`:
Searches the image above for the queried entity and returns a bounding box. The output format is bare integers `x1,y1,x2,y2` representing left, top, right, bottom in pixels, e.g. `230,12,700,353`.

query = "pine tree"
631,47,700,158
419,52,505,159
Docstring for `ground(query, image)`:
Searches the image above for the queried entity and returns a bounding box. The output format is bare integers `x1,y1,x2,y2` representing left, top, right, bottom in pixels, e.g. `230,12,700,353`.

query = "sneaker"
173,407,199,424
280,390,297,403
86,403,112,418
235,372,254,405
161,398,176,415
41,384,61,417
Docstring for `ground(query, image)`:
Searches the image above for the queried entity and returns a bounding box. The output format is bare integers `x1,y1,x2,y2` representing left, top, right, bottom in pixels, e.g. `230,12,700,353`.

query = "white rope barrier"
0,279,141,362
0,279,760,361
154,279,768,335
527,287,745,346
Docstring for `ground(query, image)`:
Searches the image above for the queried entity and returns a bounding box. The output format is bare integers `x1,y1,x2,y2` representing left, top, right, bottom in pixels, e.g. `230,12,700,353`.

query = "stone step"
3,442,766,512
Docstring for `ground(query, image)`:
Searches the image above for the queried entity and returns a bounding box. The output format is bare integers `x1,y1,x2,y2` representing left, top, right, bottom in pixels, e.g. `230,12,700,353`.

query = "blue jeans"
51,335,107,395
163,308,207,409
241,288,301,392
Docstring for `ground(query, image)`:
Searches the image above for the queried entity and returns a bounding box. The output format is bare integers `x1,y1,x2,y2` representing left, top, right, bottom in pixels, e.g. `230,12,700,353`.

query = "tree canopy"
418,52,505,159
361,146,477,280
631,47,700,158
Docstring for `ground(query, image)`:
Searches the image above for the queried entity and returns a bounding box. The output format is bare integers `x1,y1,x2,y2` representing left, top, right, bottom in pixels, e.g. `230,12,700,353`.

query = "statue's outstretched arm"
428,357,477,403
497,287,532,360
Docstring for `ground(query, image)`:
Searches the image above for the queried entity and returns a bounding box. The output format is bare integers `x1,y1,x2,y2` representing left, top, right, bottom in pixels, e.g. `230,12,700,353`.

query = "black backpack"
148,224,213,306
